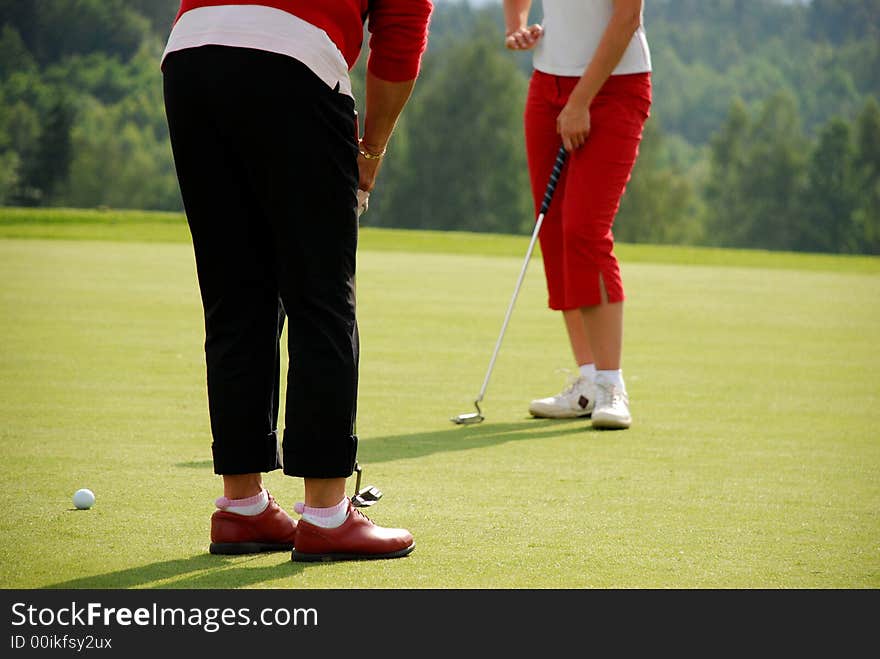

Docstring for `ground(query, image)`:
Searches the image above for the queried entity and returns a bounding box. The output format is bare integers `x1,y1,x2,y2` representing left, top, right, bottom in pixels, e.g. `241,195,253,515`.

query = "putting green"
0,221,878,588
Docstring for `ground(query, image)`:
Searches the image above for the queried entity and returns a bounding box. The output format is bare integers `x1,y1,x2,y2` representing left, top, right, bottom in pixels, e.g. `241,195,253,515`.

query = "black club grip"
539,145,568,216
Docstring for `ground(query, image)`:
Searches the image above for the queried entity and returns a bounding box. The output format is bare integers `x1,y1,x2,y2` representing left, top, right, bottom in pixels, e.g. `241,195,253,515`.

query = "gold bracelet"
358,140,387,160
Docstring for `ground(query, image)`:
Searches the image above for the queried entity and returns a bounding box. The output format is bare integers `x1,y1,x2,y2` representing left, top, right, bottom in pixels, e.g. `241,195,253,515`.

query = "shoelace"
353,507,373,524
555,369,584,396
595,381,625,407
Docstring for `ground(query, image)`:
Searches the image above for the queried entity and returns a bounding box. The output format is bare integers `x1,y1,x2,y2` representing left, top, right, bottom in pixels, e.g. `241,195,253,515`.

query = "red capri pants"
525,70,651,310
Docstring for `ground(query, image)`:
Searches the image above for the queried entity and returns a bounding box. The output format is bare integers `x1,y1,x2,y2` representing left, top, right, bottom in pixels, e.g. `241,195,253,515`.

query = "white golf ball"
73,488,95,510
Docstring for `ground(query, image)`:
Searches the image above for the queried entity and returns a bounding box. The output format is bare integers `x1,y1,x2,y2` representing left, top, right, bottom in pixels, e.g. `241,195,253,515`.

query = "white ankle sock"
294,497,350,529
578,363,596,381
596,369,625,391
215,488,269,516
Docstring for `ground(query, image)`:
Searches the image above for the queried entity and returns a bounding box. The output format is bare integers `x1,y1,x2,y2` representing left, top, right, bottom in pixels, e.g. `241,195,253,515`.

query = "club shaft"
476,211,545,403
472,145,567,407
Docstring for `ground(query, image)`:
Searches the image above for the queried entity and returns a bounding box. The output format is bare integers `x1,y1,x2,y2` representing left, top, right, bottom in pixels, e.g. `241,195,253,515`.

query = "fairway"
0,220,878,589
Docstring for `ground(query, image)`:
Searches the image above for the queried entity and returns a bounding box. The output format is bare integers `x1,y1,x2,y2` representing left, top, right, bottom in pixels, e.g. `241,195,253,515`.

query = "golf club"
451,145,569,425
350,462,382,507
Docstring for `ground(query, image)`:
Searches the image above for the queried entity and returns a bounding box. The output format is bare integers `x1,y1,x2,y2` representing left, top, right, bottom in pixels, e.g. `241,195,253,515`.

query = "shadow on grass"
358,417,599,465
177,460,213,468
175,417,597,470
42,553,321,589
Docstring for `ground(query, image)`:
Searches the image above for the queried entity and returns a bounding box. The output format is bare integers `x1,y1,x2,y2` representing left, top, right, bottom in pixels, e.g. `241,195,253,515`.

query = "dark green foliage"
807,0,880,43
801,117,859,252
371,20,532,233
15,95,73,205
126,0,181,34
852,98,880,253
645,0,878,142
706,93,810,250
0,24,35,78
0,0,877,252
0,0,151,64
615,119,704,245
705,99,751,246
705,92,880,254
738,92,809,250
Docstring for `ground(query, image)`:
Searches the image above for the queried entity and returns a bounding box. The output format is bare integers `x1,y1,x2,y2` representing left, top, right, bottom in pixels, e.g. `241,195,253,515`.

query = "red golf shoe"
209,493,298,555
292,500,414,562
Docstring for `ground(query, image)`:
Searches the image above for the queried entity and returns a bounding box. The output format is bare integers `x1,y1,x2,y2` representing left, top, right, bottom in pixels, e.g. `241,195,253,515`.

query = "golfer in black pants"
161,0,432,562
165,47,360,479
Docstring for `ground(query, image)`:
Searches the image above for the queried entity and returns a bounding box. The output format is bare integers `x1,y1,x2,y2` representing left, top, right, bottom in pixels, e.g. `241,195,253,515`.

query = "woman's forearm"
361,71,417,153
503,0,532,34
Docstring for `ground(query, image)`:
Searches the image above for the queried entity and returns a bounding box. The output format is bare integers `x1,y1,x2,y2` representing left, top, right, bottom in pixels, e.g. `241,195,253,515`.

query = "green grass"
0,208,878,588
2,206,879,273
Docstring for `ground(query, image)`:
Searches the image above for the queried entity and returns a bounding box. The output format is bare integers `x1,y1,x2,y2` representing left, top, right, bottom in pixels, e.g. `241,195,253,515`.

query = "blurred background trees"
0,0,878,254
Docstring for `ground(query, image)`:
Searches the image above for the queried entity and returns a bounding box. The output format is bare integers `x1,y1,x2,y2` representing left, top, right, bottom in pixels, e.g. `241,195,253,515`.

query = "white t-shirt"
161,5,353,97
533,0,652,77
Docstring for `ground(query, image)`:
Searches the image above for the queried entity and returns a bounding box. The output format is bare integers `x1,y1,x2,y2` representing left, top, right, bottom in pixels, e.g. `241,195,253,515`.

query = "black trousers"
163,46,360,478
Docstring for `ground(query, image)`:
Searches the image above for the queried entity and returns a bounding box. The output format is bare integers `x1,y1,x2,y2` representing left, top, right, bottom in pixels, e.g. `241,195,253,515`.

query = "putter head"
350,462,383,508
451,401,484,425
451,411,484,425
352,485,383,507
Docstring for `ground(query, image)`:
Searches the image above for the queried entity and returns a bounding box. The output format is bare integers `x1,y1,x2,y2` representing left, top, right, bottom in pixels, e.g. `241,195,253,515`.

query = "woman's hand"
557,100,591,152
357,142,385,193
504,24,543,50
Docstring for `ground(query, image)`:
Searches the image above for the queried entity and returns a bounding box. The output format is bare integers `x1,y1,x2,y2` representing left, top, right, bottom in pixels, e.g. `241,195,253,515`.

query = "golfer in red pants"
504,0,652,429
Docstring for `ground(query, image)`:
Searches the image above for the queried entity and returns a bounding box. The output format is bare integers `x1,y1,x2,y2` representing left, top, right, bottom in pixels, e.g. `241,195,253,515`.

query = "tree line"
0,0,878,254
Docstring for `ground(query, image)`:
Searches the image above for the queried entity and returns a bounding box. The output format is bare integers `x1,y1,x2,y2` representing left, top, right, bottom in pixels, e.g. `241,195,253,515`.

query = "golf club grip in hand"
539,146,568,216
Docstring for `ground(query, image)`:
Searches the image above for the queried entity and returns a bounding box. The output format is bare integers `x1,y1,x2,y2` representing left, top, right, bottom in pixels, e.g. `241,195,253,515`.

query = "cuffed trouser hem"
212,431,283,475
282,433,358,479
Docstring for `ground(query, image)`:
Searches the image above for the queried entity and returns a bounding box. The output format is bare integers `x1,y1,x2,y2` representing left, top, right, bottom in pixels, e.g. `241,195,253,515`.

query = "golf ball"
73,488,95,510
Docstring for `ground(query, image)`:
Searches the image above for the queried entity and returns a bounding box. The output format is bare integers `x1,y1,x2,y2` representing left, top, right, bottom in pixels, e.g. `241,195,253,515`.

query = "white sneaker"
529,375,595,418
591,380,631,429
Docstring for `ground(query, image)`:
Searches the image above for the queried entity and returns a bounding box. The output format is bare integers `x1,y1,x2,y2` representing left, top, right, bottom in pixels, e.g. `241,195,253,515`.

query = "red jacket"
174,0,432,81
